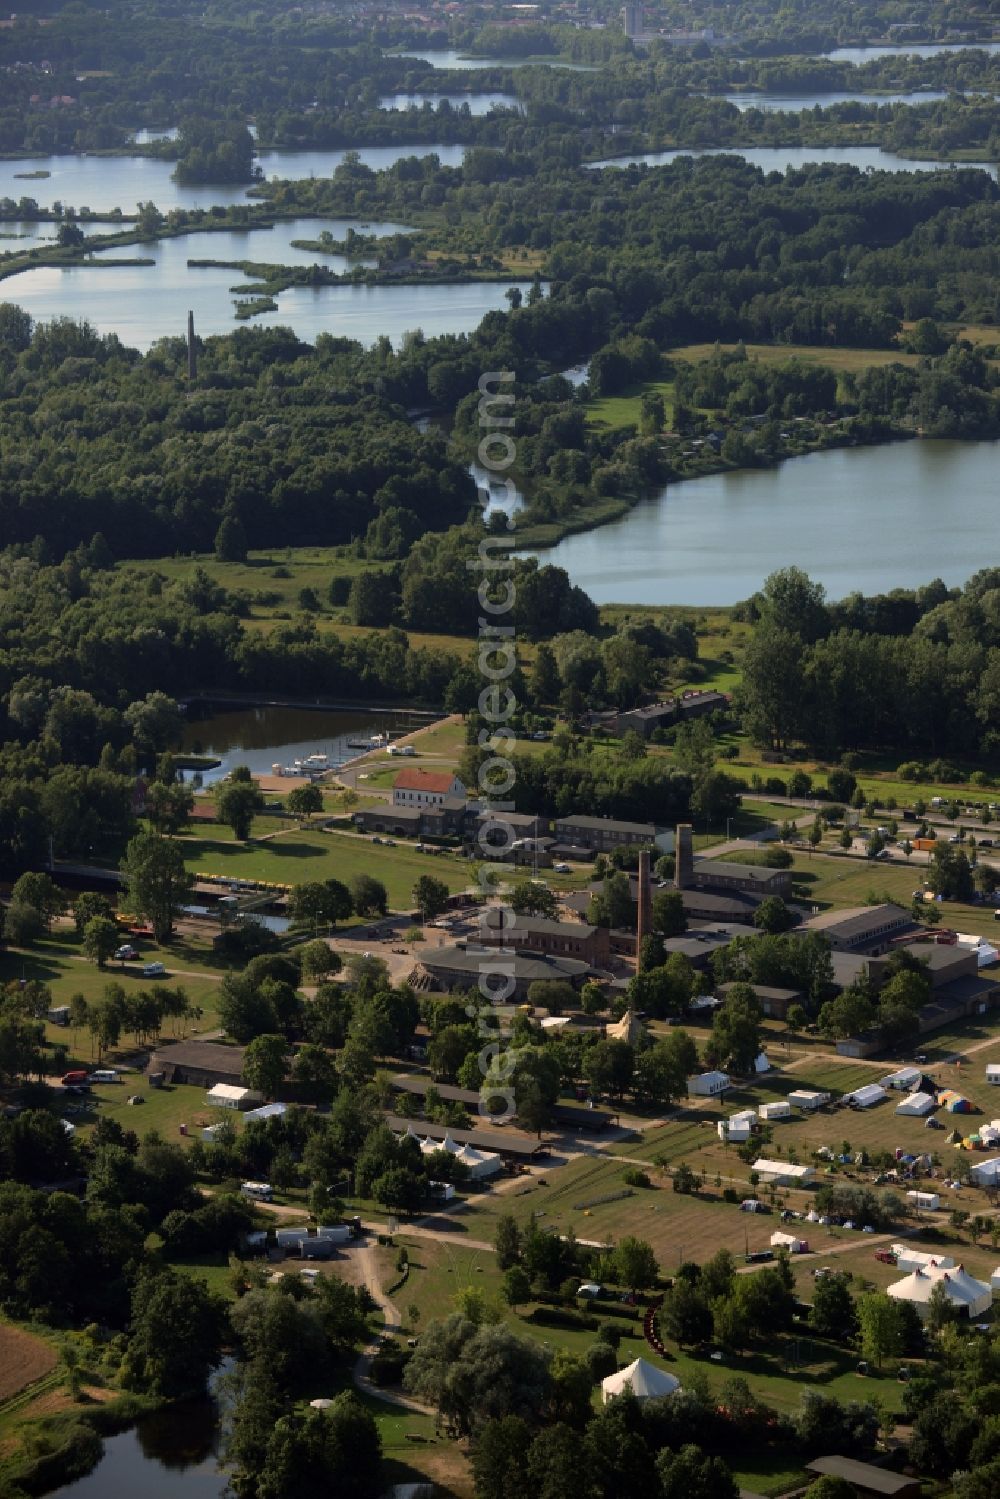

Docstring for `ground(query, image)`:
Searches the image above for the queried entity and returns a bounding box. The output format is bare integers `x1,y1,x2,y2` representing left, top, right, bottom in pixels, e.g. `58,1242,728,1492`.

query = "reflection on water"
46,1390,226,1498
180,704,394,783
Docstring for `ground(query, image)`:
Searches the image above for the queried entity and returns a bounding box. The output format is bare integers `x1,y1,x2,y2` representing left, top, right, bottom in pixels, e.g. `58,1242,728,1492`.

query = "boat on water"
346,731,391,750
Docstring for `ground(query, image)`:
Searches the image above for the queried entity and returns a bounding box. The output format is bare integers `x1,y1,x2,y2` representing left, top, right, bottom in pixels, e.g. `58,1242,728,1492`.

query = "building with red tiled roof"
392,768,466,807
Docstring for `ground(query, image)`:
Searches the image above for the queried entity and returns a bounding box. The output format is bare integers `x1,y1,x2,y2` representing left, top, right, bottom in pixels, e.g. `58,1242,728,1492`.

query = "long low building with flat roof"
384,1114,545,1159
752,1158,816,1186
798,902,914,954
390,1074,613,1131
553,814,656,853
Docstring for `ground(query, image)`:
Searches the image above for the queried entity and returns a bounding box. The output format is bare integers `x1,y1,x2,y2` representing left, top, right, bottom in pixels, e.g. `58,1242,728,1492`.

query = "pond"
46,1391,225,1499
180,703,427,783
5,263,541,351
378,91,522,114
0,142,466,214
588,144,998,177
526,439,1000,606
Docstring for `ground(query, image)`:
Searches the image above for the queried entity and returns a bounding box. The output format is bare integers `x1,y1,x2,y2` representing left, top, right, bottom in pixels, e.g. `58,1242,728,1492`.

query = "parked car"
553,862,571,873
142,961,166,978
114,944,138,960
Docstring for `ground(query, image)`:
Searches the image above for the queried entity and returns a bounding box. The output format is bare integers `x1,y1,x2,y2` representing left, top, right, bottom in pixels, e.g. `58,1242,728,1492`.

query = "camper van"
90,1069,120,1084
240,1181,274,1202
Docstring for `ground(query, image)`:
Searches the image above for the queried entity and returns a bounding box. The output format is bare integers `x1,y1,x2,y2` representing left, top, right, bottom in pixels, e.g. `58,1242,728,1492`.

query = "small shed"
906,1190,941,1211
760,1101,791,1121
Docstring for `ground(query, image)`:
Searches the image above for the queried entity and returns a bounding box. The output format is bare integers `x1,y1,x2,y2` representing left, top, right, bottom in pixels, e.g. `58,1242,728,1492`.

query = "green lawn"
586,378,675,432
61,1077,232,1142
181,827,475,907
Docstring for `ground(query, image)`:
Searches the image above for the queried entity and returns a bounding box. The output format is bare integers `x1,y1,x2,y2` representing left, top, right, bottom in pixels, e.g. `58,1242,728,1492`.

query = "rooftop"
393,768,462,793
805,1456,922,1497
420,945,595,981
386,1114,543,1157
554,814,656,836
150,1040,246,1074
800,903,912,939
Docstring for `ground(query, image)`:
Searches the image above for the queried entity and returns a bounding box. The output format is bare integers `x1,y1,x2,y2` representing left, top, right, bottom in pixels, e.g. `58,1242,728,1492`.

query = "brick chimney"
675,823,694,889
636,848,652,969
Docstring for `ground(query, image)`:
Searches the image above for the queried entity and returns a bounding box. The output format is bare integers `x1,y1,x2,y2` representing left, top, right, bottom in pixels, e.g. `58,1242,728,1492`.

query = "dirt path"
352,1242,434,1415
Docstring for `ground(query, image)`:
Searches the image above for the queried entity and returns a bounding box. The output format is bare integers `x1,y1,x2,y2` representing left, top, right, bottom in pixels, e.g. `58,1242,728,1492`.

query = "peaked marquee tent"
602,1357,680,1404
887,1262,992,1319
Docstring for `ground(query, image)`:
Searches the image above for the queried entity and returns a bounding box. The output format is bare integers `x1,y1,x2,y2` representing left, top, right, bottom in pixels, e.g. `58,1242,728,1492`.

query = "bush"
528,1306,599,1331
623,1168,651,1188
585,1341,618,1379
596,1320,623,1349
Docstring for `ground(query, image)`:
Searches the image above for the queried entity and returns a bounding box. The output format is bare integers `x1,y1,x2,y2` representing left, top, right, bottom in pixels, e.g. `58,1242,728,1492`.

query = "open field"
180,825,475,906
669,341,923,373
585,378,675,432
0,1324,58,1406
60,1076,232,1142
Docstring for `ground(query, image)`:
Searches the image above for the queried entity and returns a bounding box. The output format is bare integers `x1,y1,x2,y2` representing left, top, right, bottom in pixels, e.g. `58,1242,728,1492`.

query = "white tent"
602,1357,680,1404
970,1157,1000,1186
956,934,999,968
454,1142,502,1179
789,1089,829,1110
847,1083,887,1109
882,1066,921,1090
896,1091,936,1116
991,1267,1000,1292
770,1231,806,1252
890,1244,955,1273
887,1263,992,1319
754,1052,772,1073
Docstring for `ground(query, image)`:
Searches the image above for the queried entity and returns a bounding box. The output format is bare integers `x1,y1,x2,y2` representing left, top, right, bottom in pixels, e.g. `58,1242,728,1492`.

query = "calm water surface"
394,48,597,70
378,91,521,114
0,143,465,213
824,41,1000,61
529,440,1000,605
719,89,951,112
589,144,998,176
47,1392,225,1498
180,704,405,782
5,264,539,351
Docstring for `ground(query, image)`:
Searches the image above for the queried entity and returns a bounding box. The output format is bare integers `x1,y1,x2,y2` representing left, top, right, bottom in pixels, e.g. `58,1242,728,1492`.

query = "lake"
180,703,426,783
588,144,998,177
393,48,597,71
378,91,522,114
824,41,1000,62
719,89,951,112
5,258,540,350
0,143,467,214
528,439,1000,605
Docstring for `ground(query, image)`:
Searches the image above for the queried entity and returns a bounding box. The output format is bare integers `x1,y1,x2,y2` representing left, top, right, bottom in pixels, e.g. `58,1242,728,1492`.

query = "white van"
143,962,166,978
90,1069,120,1084
240,1181,274,1202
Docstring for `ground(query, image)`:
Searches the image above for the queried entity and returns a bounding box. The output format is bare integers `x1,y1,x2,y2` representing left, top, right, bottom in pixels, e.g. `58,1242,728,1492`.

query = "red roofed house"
392,768,466,808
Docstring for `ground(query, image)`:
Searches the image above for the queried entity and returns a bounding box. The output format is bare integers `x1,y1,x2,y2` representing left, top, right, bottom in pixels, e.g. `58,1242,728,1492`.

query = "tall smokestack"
636,848,652,970
675,823,694,890
187,310,197,380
